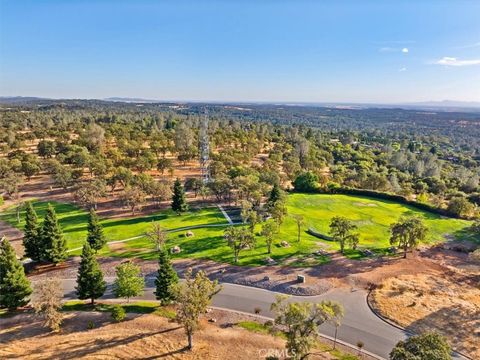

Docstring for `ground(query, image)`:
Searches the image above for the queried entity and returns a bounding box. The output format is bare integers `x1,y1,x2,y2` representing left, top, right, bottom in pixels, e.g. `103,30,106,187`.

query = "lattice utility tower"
199,108,210,183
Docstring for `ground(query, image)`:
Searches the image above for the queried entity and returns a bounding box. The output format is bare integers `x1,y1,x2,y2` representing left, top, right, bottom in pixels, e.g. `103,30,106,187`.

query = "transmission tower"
199,108,210,183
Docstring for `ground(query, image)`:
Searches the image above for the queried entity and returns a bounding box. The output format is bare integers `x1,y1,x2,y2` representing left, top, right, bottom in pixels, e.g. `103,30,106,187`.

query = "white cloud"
399,67,407,72
435,57,480,66
401,47,409,53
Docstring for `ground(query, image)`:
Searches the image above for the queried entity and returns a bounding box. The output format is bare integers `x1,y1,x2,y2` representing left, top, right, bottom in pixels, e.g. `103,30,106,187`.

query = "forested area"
0,99,479,219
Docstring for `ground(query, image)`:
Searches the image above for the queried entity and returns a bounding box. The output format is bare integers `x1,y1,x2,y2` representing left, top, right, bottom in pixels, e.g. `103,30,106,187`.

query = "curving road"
51,277,468,360
55,277,402,359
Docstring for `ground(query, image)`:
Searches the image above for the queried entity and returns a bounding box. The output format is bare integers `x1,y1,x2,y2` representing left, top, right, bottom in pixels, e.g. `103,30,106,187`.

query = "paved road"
51,277,468,360
55,277,401,359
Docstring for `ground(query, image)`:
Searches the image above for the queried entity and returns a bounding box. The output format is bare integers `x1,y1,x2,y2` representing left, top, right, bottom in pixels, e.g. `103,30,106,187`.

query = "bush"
111,305,126,322
0,195,4,206
87,320,95,329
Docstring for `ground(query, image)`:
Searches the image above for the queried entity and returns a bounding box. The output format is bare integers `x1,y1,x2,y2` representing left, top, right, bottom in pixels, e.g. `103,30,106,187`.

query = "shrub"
0,195,4,206
111,305,126,322
87,320,95,329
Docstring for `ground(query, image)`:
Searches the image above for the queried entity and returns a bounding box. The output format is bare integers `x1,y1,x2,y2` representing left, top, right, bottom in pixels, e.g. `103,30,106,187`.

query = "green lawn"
1,195,477,266
282,193,478,258
0,201,227,250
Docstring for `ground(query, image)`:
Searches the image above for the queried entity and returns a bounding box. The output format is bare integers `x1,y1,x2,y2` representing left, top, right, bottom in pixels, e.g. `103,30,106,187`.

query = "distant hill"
104,97,162,103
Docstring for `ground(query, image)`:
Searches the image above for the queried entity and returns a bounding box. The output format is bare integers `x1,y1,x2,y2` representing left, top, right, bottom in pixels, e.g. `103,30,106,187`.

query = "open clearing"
1,194,477,266
282,194,476,258
370,271,480,358
0,310,360,360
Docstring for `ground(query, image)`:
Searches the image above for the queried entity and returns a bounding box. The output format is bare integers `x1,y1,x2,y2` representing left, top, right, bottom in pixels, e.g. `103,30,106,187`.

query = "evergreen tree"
154,248,178,304
86,208,106,252
0,237,32,310
23,202,40,261
171,178,188,214
266,183,283,210
76,243,106,305
41,204,67,264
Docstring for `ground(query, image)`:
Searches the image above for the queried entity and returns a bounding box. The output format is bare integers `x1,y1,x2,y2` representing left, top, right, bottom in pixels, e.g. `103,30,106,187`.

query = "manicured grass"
0,201,227,250
1,195,477,266
283,193,477,258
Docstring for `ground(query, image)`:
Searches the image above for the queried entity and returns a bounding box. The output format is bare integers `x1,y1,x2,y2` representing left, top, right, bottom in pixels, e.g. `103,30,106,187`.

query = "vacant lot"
370,271,480,358
0,310,360,360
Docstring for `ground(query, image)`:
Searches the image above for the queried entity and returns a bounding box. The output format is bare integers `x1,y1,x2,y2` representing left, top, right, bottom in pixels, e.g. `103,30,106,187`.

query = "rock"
185,231,194,237
362,249,373,256
208,318,217,323
297,274,306,283
314,249,328,256
264,257,277,265
263,276,270,281
170,245,181,254
280,241,290,248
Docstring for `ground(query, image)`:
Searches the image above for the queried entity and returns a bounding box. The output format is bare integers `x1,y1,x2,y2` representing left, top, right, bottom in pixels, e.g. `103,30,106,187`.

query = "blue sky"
1,0,479,103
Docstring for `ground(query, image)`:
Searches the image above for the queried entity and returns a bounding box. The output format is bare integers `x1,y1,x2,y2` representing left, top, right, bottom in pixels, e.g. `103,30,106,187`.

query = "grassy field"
1,194,477,266
0,201,227,250
282,193,477,258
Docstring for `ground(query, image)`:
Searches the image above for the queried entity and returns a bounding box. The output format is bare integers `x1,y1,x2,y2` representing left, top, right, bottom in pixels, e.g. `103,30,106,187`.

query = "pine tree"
266,183,284,211
86,208,106,252
171,178,188,214
154,248,178,304
23,202,40,261
0,237,32,310
41,204,67,264
76,243,106,305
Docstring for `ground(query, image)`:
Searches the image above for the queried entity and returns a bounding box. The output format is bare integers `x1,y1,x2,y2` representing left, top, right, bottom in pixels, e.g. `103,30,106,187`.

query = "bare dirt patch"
370,272,480,358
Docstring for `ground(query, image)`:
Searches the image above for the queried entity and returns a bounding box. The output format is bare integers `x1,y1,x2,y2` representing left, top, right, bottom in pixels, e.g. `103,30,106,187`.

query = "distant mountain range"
1,96,480,111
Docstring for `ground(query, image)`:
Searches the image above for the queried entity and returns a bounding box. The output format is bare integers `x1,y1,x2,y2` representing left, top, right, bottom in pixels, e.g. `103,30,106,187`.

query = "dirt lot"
0,310,348,360
370,250,480,358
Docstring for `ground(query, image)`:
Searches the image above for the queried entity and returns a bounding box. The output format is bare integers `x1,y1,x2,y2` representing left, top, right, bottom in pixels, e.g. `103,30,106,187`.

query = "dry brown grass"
0,312,342,360
371,273,480,358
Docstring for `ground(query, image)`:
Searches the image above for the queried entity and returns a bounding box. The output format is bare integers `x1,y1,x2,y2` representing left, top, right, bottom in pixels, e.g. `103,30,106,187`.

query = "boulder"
280,241,290,248
185,231,194,237
264,257,277,265
170,245,181,254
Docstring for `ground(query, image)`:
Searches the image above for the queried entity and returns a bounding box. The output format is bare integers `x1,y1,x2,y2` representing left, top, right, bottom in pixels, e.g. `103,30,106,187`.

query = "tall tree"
390,216,428,258
113,261,144,302
261,220,279,254
23,202,40,261
32,278,63,332
224,226,255,264
86,208,106,252
266,183,284,211
329,216,359,254
390,331,451,360
40,204,67,264
76,243,106,305
154,248,179,304
171,178,188,214
172,268,221,350
271,295,344,360
0,237,32,310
